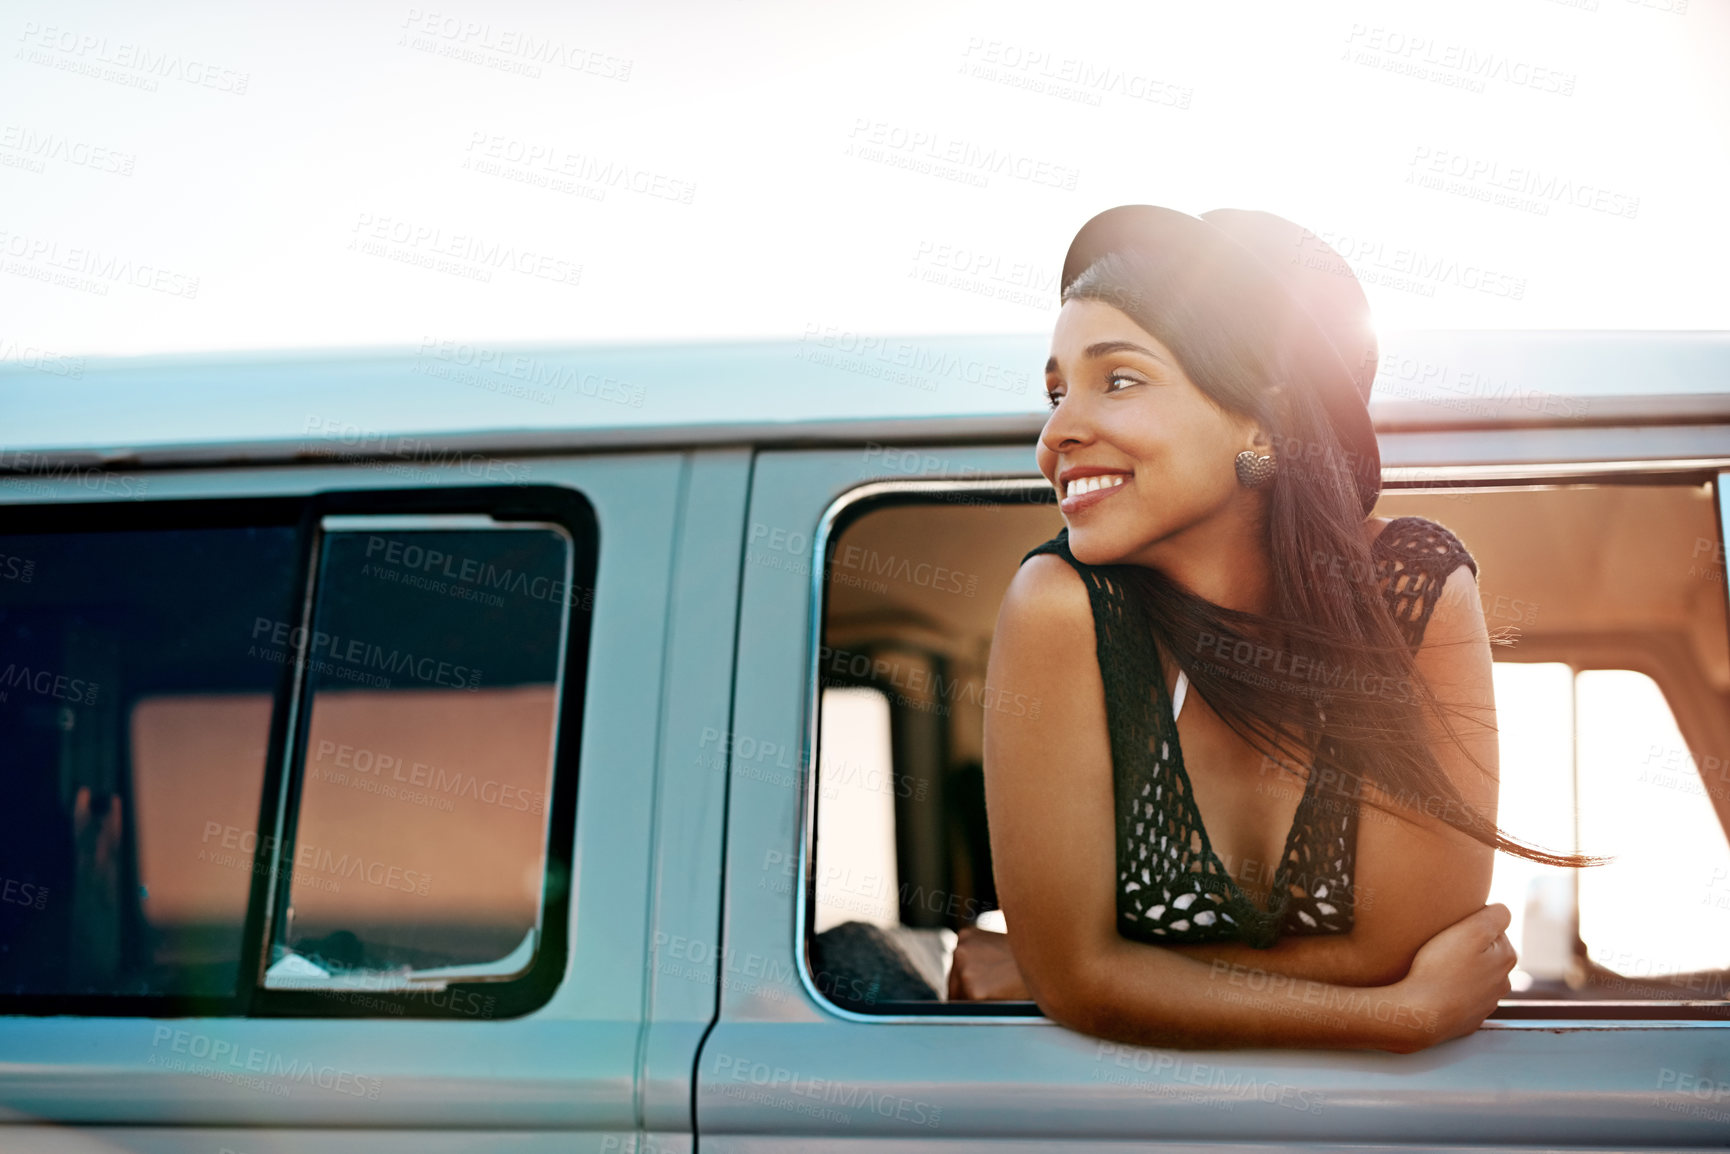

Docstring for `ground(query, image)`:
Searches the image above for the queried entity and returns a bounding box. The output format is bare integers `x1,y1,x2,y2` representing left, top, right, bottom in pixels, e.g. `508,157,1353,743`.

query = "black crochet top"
1020,516,1479,949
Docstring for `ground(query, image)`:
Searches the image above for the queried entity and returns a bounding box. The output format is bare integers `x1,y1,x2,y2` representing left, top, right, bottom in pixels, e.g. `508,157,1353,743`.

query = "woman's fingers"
949,926,1031,1001
1460,903,1512,952
1480,902,1511,936
1400,904,1523,1044
1486,929,1513,961
950,926,991,1000
949,928,976,999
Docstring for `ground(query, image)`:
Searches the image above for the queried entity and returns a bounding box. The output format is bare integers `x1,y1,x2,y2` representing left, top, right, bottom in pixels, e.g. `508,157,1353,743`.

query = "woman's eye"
1045,372,1140,409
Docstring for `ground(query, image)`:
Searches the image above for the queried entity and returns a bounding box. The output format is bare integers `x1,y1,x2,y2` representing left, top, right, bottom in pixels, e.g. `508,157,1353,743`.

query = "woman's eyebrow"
1083,339,1172,366
1046,340,1173,376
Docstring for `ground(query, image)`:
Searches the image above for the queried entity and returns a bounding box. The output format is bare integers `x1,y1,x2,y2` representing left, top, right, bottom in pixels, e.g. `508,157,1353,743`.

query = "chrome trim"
793,472,1730,1025
257,521,325,982
1382,458,1730,482
320,514,502,531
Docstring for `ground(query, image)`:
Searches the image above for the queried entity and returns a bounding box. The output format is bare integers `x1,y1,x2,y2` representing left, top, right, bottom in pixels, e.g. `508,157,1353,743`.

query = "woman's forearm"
1049,936,1438,1052
1157,930,1407,988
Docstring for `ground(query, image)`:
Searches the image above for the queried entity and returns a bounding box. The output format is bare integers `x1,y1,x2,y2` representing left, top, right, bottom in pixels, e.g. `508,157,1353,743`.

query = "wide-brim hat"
1060,205,1382,519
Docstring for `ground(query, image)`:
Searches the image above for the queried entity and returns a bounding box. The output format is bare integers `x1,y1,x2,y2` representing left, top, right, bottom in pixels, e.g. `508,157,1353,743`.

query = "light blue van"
1,328,1728,1151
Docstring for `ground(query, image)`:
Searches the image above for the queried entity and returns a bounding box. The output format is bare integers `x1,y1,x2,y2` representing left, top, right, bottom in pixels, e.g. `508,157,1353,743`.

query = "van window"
1576,670,1730,989
0,525,300,998
265,523,570,992
1491,665,1730,997
0,489,595,1018
806,480,1730,1017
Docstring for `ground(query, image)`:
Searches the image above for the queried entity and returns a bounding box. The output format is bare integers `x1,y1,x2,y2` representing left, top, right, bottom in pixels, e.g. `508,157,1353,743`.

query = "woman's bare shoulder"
1002,552,1094,629
991,554,1100,696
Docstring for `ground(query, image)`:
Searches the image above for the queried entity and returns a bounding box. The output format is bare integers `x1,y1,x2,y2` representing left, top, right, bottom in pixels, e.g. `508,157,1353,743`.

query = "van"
2,328,1728,1150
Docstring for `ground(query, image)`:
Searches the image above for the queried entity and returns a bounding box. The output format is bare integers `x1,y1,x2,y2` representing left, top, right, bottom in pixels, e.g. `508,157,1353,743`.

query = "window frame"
798,469,1730,1024
0,484,597,1020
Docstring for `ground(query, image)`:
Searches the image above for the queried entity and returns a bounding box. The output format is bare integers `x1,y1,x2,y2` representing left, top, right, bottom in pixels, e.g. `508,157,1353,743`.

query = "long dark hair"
1064,249,1603,870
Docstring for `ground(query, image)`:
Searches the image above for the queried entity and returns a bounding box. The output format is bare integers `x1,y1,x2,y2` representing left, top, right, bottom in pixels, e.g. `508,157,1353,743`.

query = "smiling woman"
954,205,1605,1052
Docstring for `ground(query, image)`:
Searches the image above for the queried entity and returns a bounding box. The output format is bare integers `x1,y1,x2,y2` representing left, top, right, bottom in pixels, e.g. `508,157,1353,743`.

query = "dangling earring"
1235,449,1276,489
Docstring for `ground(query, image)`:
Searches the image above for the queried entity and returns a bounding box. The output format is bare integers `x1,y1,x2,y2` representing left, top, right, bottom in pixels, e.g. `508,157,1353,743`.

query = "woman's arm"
980,555,1512,1050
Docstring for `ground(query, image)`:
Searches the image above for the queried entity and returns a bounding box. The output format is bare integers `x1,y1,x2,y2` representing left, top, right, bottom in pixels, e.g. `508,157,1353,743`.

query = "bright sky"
2,0,1727,365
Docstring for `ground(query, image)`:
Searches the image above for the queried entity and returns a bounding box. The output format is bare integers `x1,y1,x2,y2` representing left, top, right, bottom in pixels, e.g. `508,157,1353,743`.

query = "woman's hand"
948,926,1032,1001
1383,902,1517,1053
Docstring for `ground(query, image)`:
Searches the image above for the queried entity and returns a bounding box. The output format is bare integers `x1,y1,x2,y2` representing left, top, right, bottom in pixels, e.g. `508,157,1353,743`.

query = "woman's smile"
1058,467,1133,515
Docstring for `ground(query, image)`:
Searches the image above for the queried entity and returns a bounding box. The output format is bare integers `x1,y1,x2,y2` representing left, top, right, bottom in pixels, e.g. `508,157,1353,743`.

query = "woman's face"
1038,296,1267,567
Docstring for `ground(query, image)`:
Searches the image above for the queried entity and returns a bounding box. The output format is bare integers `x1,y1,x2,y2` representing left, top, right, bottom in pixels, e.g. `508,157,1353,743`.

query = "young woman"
948,205,1599,1053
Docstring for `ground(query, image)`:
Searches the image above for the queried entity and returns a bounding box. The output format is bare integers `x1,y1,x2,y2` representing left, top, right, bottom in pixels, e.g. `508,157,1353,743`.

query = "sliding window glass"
263,518,572,1010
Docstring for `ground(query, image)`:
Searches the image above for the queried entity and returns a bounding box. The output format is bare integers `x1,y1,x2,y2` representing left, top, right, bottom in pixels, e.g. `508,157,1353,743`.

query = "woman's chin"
1064,527,1131,567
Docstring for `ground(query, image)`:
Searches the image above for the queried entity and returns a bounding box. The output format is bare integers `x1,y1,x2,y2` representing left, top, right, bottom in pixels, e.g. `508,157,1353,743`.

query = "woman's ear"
1241,409,1277,456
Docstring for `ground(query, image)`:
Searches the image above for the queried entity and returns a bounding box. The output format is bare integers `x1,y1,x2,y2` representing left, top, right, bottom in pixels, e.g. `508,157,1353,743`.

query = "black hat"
1060,205,1382,518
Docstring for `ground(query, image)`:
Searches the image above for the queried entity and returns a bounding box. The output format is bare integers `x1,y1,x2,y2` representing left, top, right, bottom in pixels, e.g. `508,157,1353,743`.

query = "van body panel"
695,1018,1730,1145
639,449,753,1131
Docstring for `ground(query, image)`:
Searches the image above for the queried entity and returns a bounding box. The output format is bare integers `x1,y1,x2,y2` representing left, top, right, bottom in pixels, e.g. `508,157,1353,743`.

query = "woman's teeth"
1065,474,1128,499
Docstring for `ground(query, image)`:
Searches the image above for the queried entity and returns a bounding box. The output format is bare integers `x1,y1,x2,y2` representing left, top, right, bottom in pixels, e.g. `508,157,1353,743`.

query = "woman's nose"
1039,395,1093,455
